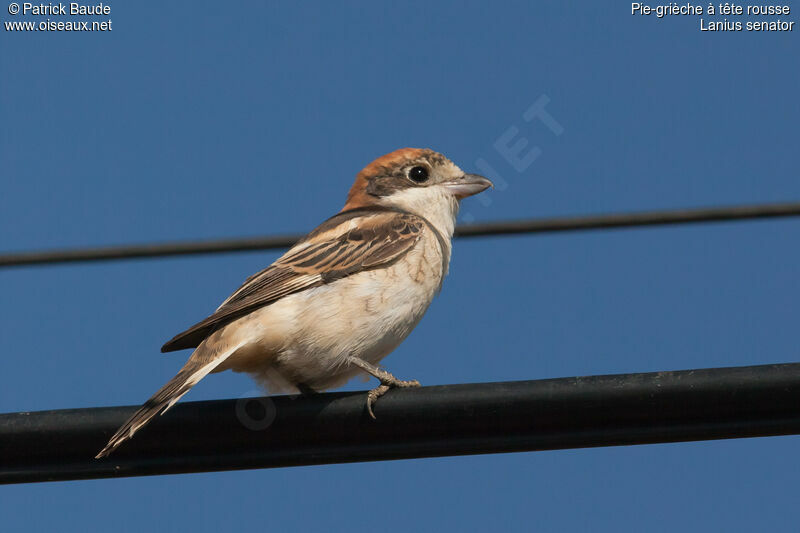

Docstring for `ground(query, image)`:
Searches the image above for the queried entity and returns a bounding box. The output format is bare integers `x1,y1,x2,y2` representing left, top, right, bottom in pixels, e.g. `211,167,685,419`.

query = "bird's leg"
296,382,318,395
346,356,421,419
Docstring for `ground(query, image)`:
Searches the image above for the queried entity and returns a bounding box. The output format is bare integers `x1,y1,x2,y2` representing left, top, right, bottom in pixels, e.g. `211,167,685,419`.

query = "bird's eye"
408,166,429,183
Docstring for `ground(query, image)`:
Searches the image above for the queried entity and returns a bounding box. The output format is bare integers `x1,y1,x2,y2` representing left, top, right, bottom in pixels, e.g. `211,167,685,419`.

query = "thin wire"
2,201,800,268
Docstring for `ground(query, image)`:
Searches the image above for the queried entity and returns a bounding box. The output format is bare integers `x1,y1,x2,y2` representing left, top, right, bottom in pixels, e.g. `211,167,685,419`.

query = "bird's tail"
95,341,236,459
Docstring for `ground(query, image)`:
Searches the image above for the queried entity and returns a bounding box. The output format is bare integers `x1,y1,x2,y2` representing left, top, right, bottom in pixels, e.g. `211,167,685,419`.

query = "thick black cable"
2,201,799,268
2,362,800,484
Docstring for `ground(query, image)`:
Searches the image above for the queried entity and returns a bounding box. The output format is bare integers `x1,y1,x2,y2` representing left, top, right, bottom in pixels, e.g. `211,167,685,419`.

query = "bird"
95,148,493,458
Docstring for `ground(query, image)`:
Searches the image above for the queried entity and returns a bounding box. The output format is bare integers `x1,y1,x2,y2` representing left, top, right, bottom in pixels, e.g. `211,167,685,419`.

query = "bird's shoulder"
160,206,431,352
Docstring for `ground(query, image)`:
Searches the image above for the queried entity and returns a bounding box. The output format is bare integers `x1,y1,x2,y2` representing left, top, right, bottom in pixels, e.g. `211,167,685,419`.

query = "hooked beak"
441,173,494,199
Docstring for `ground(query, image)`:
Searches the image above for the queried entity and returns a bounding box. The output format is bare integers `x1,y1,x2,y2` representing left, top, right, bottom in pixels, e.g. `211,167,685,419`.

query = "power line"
3,362,800,484
2,201,800,268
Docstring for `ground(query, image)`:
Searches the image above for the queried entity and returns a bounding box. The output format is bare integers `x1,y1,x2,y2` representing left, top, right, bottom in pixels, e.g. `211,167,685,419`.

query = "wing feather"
161,209,424,352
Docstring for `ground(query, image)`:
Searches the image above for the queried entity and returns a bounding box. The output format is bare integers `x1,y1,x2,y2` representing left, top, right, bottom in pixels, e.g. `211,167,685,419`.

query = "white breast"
220,227,449,393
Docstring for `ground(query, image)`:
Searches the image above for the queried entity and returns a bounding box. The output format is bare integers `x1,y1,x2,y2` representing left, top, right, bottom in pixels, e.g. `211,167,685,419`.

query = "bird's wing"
161,208,425,352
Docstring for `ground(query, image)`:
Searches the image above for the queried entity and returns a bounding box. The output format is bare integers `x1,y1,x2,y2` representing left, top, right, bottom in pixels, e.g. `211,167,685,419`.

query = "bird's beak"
441,174,494,199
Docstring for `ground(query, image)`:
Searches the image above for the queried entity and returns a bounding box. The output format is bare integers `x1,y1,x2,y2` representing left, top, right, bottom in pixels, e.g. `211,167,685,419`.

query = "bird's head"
342,148,493,217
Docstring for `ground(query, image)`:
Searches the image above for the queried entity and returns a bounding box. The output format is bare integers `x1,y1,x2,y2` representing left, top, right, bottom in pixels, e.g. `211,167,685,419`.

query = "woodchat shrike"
96,148,493,458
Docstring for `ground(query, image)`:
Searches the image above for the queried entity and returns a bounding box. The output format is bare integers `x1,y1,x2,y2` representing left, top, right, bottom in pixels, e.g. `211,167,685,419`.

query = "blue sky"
1,1,799,531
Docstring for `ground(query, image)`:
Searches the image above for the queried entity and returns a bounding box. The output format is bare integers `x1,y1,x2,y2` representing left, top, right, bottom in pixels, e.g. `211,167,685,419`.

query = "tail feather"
95,347,232,459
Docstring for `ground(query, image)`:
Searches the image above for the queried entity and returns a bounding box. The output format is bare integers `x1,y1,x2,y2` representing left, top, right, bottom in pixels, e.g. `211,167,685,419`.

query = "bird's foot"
296,382,318,395
345,356,421,418
366,376,421,419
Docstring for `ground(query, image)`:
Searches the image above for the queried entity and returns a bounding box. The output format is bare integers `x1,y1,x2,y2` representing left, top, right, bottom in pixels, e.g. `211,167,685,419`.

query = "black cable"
2,201,799,268
3,362,800,484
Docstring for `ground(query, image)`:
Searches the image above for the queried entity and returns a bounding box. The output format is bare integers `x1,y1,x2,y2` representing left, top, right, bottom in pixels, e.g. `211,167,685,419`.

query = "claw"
365,378,421,419
366,384,391,419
